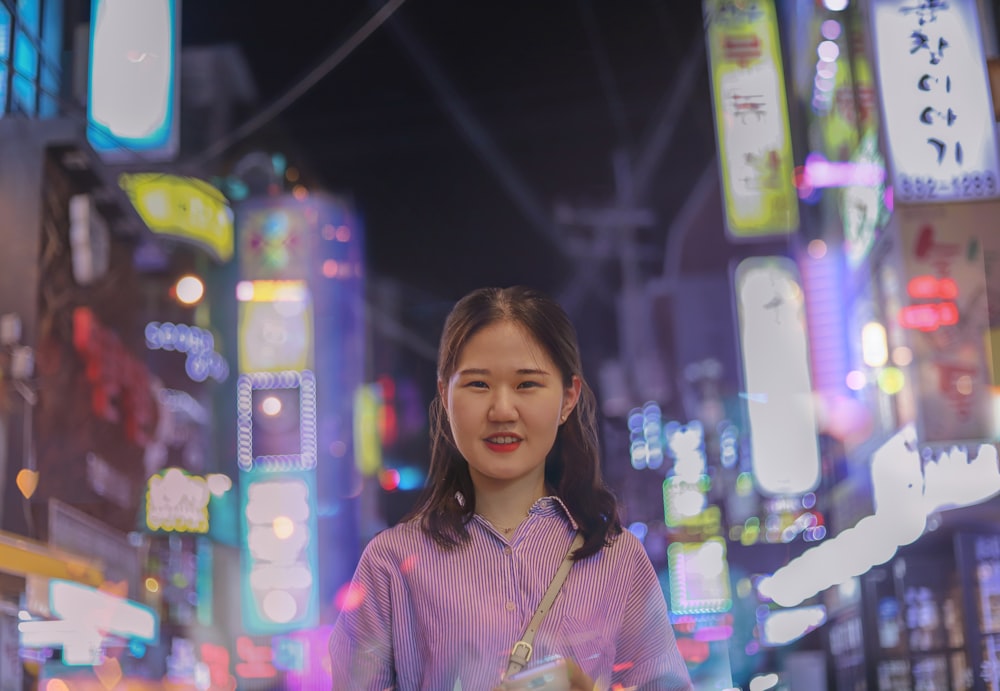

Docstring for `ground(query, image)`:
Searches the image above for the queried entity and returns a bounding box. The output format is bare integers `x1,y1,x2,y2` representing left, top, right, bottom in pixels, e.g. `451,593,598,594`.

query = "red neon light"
200,642,237,691
376,375,398,446
899,302,959,331
379,468,401,491
676,637,711,664
907,275,958,299
72,307,156,445
235,635,276,679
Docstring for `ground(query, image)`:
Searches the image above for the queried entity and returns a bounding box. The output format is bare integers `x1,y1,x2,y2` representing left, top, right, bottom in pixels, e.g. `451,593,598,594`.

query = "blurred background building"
1,0,1000,689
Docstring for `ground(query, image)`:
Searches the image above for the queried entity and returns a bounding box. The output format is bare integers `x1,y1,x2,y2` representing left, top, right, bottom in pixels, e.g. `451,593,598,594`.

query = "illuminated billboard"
666,538,732,615
894,202,996,443
239,202,315,280
87,0,180,161
870,0,1000,204
237,280,314,373
120,174,234,262
236,370,318,472
240,470,320,635
735,256,821,496
142,468,233,534
20,579,158,665
704,0,799,238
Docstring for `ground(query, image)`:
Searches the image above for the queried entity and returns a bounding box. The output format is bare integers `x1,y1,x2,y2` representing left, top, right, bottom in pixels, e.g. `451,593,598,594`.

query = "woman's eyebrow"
455,368,551,376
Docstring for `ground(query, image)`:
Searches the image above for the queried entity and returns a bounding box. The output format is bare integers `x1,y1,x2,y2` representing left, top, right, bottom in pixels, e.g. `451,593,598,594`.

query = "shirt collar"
456,493,579,531
529,495,579,531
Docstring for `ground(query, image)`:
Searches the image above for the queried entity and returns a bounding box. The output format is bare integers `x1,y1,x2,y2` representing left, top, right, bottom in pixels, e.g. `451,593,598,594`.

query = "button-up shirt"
330,496,694,690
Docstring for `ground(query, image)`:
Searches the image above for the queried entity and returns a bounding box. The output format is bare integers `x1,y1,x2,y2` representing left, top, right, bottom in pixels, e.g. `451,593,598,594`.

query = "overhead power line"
188,0,409,168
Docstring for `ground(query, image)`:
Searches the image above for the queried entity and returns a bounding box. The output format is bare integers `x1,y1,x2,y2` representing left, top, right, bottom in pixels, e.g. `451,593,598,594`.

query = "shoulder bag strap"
504,532,585,679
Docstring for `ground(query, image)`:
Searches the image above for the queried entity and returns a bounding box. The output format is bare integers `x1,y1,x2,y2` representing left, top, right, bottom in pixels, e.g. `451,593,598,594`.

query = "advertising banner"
120,173,234,262
895,201,996,443
88,0,180,161
704,0,799,239
734,256,821,496
240,468,320,635
870,0,1000,204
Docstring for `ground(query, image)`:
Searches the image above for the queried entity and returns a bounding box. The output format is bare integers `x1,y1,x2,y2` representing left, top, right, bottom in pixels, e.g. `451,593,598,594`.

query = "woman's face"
439,320,581,493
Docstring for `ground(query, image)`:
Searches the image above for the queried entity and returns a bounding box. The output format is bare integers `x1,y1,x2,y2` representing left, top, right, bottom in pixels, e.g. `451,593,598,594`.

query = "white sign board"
871,0,1000,203
735,256,822,496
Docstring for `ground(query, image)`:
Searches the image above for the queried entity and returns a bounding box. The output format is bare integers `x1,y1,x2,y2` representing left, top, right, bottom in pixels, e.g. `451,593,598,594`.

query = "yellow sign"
705,0,799,237
120,173,234,262
354,385,383,476
146,468,210,533
238,281,314,373
0,530,103,586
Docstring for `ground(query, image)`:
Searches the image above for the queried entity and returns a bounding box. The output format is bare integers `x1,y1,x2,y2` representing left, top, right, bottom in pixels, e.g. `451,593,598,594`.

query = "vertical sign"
870,0,1000,203
895,202,995,443
704,0,799,239
240,470,319,635
87,0,180,161
236,197,323,636
735,256,821,496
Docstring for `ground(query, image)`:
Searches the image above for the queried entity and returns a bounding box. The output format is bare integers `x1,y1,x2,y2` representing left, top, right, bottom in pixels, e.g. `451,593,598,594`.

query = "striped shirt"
329,496,694,690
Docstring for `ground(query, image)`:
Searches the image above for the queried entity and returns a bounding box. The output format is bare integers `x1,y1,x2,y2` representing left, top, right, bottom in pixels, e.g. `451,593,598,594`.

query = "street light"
174,275,205,306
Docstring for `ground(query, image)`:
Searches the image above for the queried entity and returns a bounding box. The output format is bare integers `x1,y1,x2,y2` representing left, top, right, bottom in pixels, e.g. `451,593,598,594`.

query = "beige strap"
504,532,584,679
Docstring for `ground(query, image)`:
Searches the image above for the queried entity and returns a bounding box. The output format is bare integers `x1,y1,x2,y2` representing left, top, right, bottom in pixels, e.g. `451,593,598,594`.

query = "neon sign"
236,635,277,680
88,0,179,161
145,468,210,533
120,174,234,262
145,321,229,383
667,538,733,614
237,281,314,374
72,307,156,445
899,274,960,331
240,470,320,634
19,579,158,665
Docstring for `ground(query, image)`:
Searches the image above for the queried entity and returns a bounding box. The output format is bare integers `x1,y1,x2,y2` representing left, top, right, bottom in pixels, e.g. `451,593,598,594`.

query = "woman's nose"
488,389,518,421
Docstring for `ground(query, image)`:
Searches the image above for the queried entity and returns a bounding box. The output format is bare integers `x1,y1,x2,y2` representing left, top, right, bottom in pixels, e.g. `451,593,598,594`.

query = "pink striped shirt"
330,496,694,690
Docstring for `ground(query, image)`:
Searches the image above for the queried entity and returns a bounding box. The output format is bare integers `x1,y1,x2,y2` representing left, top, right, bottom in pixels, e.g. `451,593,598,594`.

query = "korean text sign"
871,0,1000,204
704,0,799,239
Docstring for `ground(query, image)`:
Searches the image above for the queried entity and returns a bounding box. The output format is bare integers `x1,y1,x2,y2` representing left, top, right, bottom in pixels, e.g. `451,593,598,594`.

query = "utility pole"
555,149,670,413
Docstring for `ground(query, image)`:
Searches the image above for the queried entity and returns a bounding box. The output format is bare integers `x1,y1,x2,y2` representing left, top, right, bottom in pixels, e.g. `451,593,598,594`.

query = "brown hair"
406,285,621,560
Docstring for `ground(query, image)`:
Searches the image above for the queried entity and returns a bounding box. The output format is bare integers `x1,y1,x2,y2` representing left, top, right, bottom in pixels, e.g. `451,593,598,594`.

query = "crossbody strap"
504,532,585,679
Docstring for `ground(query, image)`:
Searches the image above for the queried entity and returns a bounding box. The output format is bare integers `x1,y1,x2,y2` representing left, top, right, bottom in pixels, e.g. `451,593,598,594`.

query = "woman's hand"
493,658,595,691
565,657,595,690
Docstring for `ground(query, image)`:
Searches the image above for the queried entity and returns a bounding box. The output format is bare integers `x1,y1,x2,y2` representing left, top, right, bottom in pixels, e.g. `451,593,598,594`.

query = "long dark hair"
405,285,622,560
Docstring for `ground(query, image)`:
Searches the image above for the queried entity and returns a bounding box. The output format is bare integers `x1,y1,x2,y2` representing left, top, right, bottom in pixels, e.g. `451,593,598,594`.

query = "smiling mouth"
484,435,522,452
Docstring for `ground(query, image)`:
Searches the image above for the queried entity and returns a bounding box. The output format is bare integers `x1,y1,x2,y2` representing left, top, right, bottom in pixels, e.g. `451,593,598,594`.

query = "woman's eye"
466,380,488,389
518,381,540,389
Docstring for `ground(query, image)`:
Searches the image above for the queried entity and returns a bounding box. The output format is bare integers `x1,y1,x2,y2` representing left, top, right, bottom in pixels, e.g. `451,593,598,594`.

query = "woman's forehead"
454,321,552,369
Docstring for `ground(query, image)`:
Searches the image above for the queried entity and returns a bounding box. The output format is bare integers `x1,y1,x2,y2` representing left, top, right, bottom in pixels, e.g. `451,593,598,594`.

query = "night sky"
181,2,715,305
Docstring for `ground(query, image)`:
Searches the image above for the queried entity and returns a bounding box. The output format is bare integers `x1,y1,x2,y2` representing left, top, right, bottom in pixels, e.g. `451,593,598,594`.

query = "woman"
330,286,693,690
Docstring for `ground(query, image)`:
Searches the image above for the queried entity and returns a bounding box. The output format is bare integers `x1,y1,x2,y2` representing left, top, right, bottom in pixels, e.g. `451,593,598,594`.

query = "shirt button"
505,601,516,612
504,547,512,555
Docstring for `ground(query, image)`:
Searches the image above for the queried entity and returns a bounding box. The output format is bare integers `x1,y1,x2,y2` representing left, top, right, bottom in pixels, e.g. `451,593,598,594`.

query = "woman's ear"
561,375,582,422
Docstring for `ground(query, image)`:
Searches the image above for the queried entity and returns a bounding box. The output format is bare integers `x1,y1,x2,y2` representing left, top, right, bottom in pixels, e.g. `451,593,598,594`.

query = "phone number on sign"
896,172,998,201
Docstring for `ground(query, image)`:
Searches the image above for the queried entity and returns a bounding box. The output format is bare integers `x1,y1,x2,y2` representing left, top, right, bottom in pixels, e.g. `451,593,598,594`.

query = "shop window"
0,5,10,115
16,0,39,36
